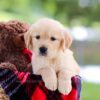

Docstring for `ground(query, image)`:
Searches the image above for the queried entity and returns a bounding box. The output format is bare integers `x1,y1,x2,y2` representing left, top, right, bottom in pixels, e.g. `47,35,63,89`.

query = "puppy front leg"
37,67,57,91
58,70,72,95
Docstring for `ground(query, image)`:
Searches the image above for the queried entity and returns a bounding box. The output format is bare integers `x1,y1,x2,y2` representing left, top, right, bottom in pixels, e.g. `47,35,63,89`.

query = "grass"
82,82,100,100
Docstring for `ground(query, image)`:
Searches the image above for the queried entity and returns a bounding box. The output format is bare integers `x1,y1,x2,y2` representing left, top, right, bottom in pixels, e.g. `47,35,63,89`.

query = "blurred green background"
0,0,100,100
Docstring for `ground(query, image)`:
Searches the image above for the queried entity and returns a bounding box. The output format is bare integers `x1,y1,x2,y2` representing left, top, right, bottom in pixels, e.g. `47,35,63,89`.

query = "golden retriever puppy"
24,18,80,95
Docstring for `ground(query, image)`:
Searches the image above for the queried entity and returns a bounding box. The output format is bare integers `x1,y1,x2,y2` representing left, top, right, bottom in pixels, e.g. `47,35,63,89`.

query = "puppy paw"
43,76,57,91
58,79,72,95
37,67,57,91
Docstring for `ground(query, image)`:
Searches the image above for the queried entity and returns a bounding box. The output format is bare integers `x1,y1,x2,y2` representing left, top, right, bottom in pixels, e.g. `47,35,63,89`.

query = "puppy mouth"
39,52,47,56
39,46,48,56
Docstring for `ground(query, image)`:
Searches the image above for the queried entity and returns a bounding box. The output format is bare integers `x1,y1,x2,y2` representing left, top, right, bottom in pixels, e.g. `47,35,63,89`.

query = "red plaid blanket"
0,49,81,100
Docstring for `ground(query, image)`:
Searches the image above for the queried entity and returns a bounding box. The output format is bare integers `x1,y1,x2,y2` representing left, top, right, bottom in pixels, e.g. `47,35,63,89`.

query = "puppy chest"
32,57,57,72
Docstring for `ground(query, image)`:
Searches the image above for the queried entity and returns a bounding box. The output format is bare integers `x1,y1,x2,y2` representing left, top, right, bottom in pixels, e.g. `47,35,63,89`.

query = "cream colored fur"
24,18,80,95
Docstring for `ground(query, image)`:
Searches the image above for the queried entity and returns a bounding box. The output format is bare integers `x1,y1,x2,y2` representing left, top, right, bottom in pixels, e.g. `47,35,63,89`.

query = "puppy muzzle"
39,46,47,56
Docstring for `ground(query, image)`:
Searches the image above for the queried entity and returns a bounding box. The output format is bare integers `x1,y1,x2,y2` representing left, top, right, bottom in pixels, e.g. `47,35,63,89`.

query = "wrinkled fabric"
0,48,81,100
0,69,81,100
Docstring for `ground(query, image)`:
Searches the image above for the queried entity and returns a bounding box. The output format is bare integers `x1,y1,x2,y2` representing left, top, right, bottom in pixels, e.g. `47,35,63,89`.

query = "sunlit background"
0,0,100,100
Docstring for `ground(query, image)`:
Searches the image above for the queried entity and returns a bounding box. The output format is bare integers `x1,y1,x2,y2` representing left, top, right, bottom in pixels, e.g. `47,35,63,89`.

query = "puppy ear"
62,30,72,50
24,31,33,50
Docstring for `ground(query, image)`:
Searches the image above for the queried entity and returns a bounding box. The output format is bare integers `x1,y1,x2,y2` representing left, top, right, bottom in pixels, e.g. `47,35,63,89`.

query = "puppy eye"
36,35,40,39
51,37,56,41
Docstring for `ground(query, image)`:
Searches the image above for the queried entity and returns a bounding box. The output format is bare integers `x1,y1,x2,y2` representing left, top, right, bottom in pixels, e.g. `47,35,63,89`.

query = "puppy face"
25,18,72,58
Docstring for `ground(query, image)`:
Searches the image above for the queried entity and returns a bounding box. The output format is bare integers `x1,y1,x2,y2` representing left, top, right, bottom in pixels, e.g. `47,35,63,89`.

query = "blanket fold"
0,68,81,100
0,48,81,100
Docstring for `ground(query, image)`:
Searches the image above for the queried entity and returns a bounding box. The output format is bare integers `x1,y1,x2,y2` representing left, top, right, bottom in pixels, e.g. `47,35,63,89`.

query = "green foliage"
82,82,100,100
0,0,100,25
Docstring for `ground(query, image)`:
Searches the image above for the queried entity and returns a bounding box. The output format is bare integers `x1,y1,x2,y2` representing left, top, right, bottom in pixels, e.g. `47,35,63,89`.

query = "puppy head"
8,20,30,49
0,20,30,50
24,18,72,58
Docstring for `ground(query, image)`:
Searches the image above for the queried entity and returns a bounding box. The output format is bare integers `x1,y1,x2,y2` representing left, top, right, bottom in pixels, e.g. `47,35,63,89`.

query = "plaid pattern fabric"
0,69,81,100
0,49,81,100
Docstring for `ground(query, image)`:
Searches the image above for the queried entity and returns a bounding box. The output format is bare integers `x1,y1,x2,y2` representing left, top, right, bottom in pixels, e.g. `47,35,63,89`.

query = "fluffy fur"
0,20,30,100
0,20,30,71
25,18,80,95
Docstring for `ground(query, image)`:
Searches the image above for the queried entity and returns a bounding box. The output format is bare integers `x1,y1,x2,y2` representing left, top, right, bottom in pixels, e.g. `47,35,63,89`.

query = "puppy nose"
39,46,47,55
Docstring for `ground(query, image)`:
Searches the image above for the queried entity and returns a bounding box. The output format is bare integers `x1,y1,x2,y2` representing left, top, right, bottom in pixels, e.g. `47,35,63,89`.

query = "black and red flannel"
0,49,81,100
